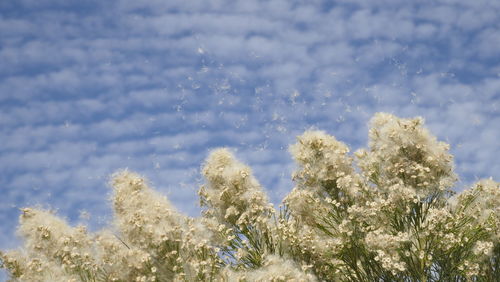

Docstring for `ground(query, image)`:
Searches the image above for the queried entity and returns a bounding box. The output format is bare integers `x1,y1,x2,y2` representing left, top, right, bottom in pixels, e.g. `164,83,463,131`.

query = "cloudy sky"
1,0,499,275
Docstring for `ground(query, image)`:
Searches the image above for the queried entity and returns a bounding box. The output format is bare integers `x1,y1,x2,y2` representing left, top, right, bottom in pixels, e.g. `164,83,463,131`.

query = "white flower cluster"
357,113,456,198
111,170,188,250
2,113,498,282
365,229,409,273
1,208,97,281
200,148,274,231
110,170,220,281
223,255,317,282
289,130,355,193
453,179,500,237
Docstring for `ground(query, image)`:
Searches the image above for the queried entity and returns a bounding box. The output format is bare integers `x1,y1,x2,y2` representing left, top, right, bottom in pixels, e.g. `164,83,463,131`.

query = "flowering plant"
2,113,499,281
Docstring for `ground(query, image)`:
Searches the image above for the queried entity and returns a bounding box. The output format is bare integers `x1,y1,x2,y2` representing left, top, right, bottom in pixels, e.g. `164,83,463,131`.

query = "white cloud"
476,28,500,59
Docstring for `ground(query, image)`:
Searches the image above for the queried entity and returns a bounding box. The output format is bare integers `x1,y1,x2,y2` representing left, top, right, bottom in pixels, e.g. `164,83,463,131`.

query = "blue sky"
1,0,499,277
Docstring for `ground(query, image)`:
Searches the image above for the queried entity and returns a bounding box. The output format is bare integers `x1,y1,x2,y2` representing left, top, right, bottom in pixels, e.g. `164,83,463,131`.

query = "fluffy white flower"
200,148,274,230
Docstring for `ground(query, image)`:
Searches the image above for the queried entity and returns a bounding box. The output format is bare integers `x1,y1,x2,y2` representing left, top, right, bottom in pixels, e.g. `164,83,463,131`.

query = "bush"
1,113,499,281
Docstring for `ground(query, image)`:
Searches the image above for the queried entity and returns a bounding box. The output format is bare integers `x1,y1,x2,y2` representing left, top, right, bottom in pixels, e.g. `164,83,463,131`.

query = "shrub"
2,113,499,281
